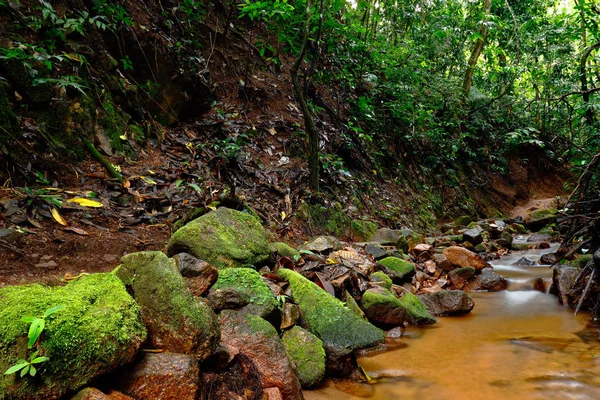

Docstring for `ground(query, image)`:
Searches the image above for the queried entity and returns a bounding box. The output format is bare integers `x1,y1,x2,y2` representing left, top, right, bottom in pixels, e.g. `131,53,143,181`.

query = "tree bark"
462,0,492,102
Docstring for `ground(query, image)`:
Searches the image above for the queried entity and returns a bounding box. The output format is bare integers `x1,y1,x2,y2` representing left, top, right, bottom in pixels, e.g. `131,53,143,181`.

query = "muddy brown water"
306,241,600,400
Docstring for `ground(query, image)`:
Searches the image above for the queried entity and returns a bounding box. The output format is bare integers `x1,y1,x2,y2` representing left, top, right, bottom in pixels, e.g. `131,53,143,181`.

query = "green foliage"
4,350,49,378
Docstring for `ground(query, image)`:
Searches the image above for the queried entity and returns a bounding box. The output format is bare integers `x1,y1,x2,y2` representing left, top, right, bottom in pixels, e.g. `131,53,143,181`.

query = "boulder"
360,287,407,329
551,266,580,306
276,269,384,357
172,253,218,297
463,226,484,245
0,273,146,400
370,228,401,245
370,271,393,290
270,242,301,263
364,243,387,260
208,268,278,321
116,252,219,359
375,257,416,283
496,231,513,248
513,257,536,266
527,233,552,243
112,353,200,400
282,326,326,388
166,207,270,269
280,303,301,330
448,267,476,290
571,254,593,269
432,253,453,271
300,236,343,253
540,252,559,265
351,220,378,241
396,292,436,324
442,246,489,271
419,290,475,316
455,215,472,227
525,208,557,232
219,311,303,400
401,229,425,250
464,268,507,292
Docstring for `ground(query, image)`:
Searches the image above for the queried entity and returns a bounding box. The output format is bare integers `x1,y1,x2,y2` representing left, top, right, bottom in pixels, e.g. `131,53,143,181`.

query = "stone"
401,229,425,250
300,236,343,253
70,388,111,400
375,257,416,283
280,303,301,330
540,252,559,265
370,271,393,290
351,220,378,241
0,228,20,243
277,269,384,357
448,267,476,290
397,292,436,324
412,243,432,256
497,231,513,248
464,268,508,292
432,253,453,271
551,266,580,305
208,268,278,321
270,242,301,263
172,253,218,297
525,208,557,232
418,290,475,316
463,226,484,245
263,388,284,400
219,311,303,400
365,243,387,260
0,274,146,400
385,326,404,340
527,233,552,243
112,353,200,400
455,215,472,227
282,326,326,388
511,243,531,251
116,252,219,359
533,277,552,293
360,287,408,329
443,246,489,271
513,257,536,266
166,207,270,269
206,287,251,312
370,228,401,245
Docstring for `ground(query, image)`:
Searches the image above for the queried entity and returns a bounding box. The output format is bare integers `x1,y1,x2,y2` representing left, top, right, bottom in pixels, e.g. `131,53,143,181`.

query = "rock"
360,287,408,329
282,326,326,388
540,252,559,265
508,223,527,234
370,271,393,290
448,267,476,289
442,246,489,271
300,236,343,253
270,242,301,263
277,269,384,357
513,257,536,266
0,274,146,400
0,228,20,243
219,310,303,400
571,254,593,269
171,253,218,297
525,208,557,232
263,388,284,400
401,229,424,250
533,277,552,293
551,266,580,305
418,290,475,316
166,207,270,269
351,220,378,241
70,388,110,400
370,228,401,245
397,292,436,324
463,226,484,245
455,215,472,227
412,243,432,256
365,243,387,260
206,287,251,312
432,253,453,271
280,303,300,330
199,347,262,399
116,252,219,359
375,257,416,283
385,327,404,340
112,352,200,400
527,233,552,243
464,268,508,291
512,243,531,251
496,231,513,248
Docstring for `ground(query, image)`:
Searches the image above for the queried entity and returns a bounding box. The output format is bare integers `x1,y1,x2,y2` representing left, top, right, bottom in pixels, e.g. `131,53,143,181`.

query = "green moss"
297,202,351,237
0,273,146,399
361,287,399,310
282,326,326,388
397,292,436,324
572,254,593,269
245,313,279,340
401,229,424,249
100,95,129,154
370,271,393,290
377,257,415,281
351,220,378,241
455,215,472,227
529,208,557,220
270,242,301,263
167,207,270,269
277,269,384,356
211,268,277,318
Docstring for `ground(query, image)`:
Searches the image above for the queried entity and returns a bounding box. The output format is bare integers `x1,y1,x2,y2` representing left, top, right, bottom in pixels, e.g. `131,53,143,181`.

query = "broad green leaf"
4,362,29,375
28,318,44,349
29,365,37,376
31,356,49,364
188,183,203,194
21,316,36,323
43,305,65,318
20,365,29,378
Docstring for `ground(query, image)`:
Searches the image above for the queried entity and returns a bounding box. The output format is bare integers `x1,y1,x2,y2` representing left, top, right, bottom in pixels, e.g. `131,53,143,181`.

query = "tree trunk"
462,0,492,102
580,41,600,125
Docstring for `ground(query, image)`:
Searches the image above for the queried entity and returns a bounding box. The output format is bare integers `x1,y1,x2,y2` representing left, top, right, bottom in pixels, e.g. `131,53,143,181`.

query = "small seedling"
21,305,65,349
4,350,49,377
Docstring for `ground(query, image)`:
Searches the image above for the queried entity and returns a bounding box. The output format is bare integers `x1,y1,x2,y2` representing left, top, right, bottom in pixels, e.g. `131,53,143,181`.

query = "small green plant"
4,350,49,378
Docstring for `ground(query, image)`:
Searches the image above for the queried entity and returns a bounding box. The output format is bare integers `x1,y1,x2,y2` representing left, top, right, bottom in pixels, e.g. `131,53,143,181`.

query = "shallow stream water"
306,242,600,400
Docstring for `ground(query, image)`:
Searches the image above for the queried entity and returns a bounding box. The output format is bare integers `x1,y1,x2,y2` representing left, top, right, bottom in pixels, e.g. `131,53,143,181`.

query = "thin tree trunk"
462,0,492,102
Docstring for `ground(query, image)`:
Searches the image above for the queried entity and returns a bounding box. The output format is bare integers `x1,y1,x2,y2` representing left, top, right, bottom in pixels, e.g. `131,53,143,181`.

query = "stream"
306,240,600,400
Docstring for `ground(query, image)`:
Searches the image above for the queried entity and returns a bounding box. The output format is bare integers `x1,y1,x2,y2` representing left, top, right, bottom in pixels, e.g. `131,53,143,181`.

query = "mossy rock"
166,207,270,269
210,268,278,320
116,251,219,359
375,257,416,284
360,287,407,329
351,220,378,241
270,242,301,263
277,269,384,357
455,216,472,227
282,326,326,388
397,292,436,324
0,273,146,400
297,202,351,237
370,271,393,290
400,229,425,250
572,254,593,269
526,208,557,232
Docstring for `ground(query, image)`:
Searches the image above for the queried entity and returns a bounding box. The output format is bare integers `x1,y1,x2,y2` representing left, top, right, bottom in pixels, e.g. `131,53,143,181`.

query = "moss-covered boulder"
282,326,326,389
455,215,472,227
397,292,436,324
277,269,384,357
525,208,557,232
166,207,270,269
351,220,378,242
360,287,407,329
116,251,219,359
208,268,278,320
297,202,351,237
375,257,416,283
0,273,146,400
370,271,393,290
571,254,593,269
270,242,301,263
401,229,425,250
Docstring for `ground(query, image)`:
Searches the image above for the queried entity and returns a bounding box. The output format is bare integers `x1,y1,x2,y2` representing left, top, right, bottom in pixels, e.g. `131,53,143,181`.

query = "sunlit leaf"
67,198,104,208
50,208,67,226
4,362,29,375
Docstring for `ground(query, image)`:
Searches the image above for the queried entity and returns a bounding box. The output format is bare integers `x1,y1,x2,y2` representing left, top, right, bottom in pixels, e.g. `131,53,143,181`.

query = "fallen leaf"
64,227,89,235
67,198,104,208
141,176,157,185
50,208,67,226
268,127,277,135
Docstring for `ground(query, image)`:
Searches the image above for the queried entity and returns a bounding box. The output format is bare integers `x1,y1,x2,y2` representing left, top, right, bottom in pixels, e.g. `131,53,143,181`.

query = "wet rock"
207,287,251,312
166,207,270,269
370,271,393,290
351,220,378,241
113,353,200,400
496,231,513,248
540,252,559,265
365,243,387,260
375,257,416,283
300,236,343,253
448,267,476,290
525,208,557,232
70,388,111,400
280,303,301,330
263,388,284,400
117,252,219,359
0,274,146,400
527,233,552,243
418,290,475,316
370,228,402,245
385,326,404,340
401,229,425,250
277,269,384,357
270,242,301,263
455,215,472,227
512,242,531,251
397,292,436,324
208,268,278,321
513,257,536,266
464,268,508,292
551,266,580,305
432,253,453,271
219,310,303,400
463,226,484,245
533,277,552,293
443,246,489,271
361,287,408,329
172,253,218,297
282,326,326,388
